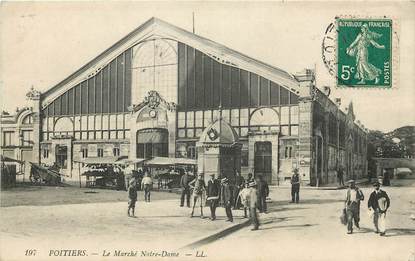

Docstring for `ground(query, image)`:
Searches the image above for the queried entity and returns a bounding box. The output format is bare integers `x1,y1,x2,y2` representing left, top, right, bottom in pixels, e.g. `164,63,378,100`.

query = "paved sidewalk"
0,198,248,260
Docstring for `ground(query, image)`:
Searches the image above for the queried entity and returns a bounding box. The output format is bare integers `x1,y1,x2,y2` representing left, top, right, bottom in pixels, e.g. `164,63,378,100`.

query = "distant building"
0,18,368,186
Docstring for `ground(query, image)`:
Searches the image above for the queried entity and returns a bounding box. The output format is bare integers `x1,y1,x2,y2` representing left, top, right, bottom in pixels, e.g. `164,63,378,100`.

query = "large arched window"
54,117,74,136
249,108,279,131
22,114,33,124
132,39,178,103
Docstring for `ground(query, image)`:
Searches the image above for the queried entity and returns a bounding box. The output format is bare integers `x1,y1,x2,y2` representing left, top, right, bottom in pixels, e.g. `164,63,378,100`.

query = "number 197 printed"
25,249,37,256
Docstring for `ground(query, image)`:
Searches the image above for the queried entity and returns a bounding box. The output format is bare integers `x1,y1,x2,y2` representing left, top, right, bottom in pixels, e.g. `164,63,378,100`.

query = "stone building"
0,17,368,185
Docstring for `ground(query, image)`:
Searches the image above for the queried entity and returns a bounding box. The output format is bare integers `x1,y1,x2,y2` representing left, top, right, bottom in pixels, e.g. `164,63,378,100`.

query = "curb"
180,219,251,250
270,179,369,191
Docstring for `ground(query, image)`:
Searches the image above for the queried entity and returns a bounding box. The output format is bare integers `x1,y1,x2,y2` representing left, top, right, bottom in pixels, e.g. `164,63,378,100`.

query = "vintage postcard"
0,1,414,261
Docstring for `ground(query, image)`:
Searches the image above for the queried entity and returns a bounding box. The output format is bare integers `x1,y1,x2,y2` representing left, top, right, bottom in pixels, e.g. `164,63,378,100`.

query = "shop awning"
0,155,24,164
144,157,197,166
74,157,121,165
116,158,147,165
136,129,168,143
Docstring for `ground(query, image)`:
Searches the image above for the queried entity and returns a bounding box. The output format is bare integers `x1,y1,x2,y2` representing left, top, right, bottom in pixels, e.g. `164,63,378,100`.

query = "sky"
0,1,414,133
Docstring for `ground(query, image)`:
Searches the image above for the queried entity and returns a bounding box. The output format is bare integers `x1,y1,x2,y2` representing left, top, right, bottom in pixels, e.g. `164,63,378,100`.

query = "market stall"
143,157,197,190
74,157,144,189
1,155,24,188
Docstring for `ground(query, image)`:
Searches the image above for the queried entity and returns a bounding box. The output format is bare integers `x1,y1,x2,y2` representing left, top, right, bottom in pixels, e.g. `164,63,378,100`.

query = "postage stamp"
336,18,392,88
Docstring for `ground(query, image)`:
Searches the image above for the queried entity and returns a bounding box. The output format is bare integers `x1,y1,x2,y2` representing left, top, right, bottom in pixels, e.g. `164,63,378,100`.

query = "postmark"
322,16,399,89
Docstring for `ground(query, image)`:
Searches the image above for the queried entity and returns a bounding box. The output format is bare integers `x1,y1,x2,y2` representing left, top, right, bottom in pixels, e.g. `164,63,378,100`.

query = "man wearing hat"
127,178,138,218
220,177,233,222
207,173,221,221
368,181,390,236
344,180,364,234
290,168,301,204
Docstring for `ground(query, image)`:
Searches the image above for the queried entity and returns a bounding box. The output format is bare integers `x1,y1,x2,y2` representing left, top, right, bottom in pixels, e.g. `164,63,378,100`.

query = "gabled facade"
0,17,367,185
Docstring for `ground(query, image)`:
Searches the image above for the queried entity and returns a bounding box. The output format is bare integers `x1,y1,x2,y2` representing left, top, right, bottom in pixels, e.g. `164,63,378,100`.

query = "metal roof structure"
41,17,300,106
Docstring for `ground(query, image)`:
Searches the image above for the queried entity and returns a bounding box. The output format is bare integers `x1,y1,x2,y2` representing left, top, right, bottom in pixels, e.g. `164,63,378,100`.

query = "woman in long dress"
346,23,385,84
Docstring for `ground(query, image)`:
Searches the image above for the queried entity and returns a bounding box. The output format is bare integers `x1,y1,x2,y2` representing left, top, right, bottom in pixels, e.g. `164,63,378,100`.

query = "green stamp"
337,18,392,88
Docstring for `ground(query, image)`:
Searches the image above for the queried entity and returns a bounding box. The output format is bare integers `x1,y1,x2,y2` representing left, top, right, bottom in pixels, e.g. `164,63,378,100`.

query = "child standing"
127,178,138,218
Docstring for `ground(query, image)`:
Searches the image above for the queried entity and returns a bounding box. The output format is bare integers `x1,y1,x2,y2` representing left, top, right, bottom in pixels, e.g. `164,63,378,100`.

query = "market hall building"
0,17,368,186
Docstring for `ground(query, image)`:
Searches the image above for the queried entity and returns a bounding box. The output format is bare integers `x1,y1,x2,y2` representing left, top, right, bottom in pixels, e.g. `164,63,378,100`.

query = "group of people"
127,171,153,218
179,171,269,230
344,178,390,236
126,166,392,236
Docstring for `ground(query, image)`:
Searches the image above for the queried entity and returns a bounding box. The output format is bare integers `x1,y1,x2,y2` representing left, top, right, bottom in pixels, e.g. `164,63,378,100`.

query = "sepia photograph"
0,1,414,261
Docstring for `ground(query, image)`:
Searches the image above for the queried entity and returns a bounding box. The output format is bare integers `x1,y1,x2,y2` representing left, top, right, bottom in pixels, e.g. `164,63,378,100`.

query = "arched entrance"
136,128,168,159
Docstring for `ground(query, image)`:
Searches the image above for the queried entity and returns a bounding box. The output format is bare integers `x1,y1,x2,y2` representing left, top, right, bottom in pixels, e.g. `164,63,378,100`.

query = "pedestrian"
338,166,345,187
238,182,251,218
136,169,143,191
180,169,193,207
124,164,134,191
189,172,206,218
127,178,138,218
368,181,390,236
246,173,254,183
345,180,364,234
290,168,300,203
221,177,233,222
249,181,260,230
207,173,221,221
233,171,245,210
115,165,125,191
141,172,153,202
256,175,269,213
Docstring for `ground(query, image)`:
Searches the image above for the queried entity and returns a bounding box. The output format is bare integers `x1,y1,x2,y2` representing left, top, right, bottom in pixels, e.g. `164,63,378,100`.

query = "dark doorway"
55,145,68,169
254,141,272,183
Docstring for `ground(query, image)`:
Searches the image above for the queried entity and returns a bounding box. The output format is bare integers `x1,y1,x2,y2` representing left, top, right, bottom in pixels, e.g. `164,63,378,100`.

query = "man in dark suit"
221,178,233,222
256,175,269,213
368,181,390,236
290,168,300,203
207,173,221,220
180,170,193,207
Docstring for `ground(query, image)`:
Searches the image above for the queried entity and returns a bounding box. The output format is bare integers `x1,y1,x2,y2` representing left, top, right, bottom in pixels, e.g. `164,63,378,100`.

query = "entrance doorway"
254,142,272,183
55,145,68,169
136,128,168,159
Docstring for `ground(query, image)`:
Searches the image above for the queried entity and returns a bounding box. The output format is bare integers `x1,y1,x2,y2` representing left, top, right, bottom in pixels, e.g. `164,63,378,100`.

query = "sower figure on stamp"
290,168,300,204
127,178,138,218
180,169,193,207
346,23,385,85
221,178,233,222
368,181,390,236
233,171,245,210
189,172,206,218
345,180,364,234
207,173,221,221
